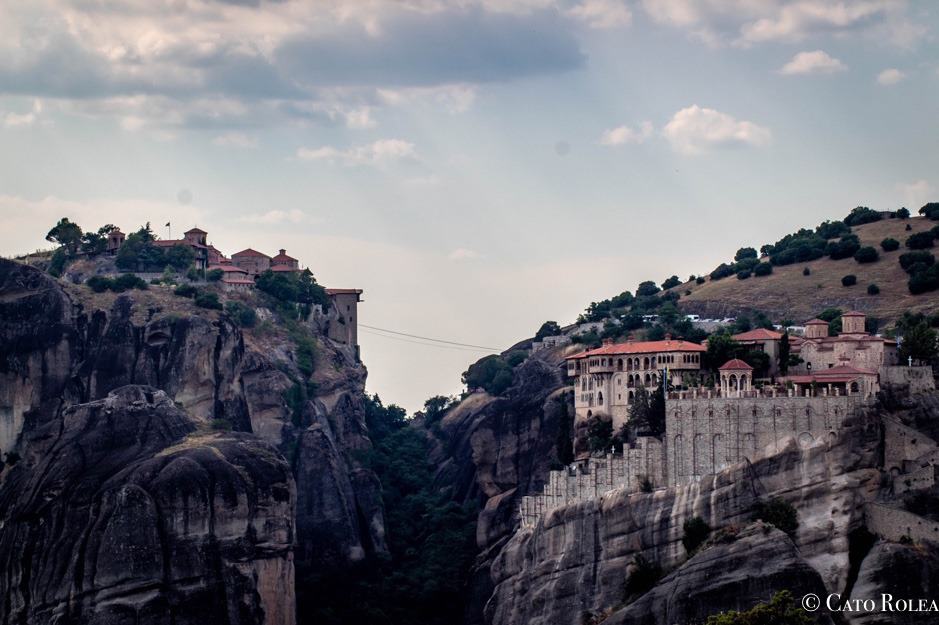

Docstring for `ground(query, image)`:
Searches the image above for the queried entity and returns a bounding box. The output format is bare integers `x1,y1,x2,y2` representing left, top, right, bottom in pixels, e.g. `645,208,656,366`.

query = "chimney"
279,249,286,256
665,332,672,341
627,334,636,343
602,338,614,346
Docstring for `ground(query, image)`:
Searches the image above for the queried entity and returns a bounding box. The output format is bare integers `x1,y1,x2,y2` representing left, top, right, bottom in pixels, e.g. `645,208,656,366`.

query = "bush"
906,232,935,250
695,276,706,284
636,281,660,297
225,301,257,328
710,263,735,281
462,355,514,395
681,516,711,554
802,267,811,276
186,266,202,281
704,590,813,625
661,275,681,290
534,320,562,341
827,234,860,260
736,269,751,280
206,268,224,282
734,247,758,261
881,237,900,251
586,416,614,452
868,284,880,295
112,273,148,292
622,555,662,603
48,247,70,277
853,246,879,264
899,251,936,273
897,207,910,219
174,283,198,298
909,266,939,295
753,262,773,277
194,291,222,310
815,220,850,239
920,202,939,220
841,274,857,286
86,275,112,293
844,206,882,226
753,498,799,535
210,418,232,431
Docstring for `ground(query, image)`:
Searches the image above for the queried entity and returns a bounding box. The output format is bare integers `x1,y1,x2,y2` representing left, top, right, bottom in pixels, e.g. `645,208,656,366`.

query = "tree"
164,244,196,271
899,322,938,364
462,355,514,395
46,218,83,254
919,202,939,220
826,234,860,260
736,269,751,280
116,224,162,271
815,220,850,239
710,263,735,280
853,246,879,263
627,386,665,436
778,330,791,375
906,232,935,250
899,251,936,273
842,274,857,286
897,207,910,219
734,247,758,261
661,275,681,290
681,516,711,554
881,237,900,251
753,262,772,277
752,498,799,535
636,281,660,297
534,320,562,341
80,224,117,255
586,416,613,453
705,333,740,372
868,284,880,295
844,206,882,226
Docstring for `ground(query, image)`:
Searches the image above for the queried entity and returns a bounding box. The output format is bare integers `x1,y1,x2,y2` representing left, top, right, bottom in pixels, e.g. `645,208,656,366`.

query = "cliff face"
0,386,295,625
0,259,385,624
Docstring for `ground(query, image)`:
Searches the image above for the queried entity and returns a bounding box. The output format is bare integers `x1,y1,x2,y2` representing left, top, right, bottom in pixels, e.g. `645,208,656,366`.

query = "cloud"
779,50,846,75
296,139,417,166
897,180,934,208
448,248,480,261
3,99,43,127
599,121,653,146
378,84,478,114
877,68,905,85
238,209,308,224
566,0,632,29
640,0,921,47
663,105,771,155
212,132,258,148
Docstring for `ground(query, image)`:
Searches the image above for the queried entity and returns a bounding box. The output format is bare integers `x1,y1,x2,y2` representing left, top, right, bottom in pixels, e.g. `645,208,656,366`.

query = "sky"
1,0,938,413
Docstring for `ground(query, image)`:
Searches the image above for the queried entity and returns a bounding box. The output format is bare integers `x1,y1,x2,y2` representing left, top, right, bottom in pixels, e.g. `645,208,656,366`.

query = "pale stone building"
789,311,897,375
732,328,783,376
326,288,363,351
566,336,706,430
231,248,272,276
270,249,301,272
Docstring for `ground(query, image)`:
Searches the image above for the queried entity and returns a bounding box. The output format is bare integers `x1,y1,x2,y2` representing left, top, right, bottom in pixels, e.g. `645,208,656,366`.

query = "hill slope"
672,216,939,323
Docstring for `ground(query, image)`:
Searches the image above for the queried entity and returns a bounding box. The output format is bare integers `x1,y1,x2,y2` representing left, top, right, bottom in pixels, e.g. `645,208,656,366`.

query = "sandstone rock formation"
0,386,295,625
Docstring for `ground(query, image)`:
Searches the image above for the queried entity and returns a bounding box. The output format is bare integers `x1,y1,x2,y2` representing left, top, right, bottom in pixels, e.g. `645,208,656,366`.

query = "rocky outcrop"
484,413,884,625
0,260,386,622
0,386,294,625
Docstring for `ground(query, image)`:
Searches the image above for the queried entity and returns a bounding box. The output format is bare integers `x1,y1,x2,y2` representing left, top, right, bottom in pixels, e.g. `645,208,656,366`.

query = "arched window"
598,391,604,404
850,381,859,393
643,357,650,369
617,358,624,370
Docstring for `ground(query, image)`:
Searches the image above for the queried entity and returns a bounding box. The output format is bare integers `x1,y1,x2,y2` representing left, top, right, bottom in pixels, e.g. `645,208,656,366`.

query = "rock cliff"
0,259,386,624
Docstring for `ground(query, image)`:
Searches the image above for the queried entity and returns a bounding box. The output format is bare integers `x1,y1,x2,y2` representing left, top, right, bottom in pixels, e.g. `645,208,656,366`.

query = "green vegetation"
735,247,758,261
853,246,879,263
753,262,772,277
736,269,751,280
695,276,706,284
116,223,195,272
881,237,900,251
636,280,660,297
224,301,257,328
841,274,857,286
194,291,222,310
815,220,850,239
681,516,711,554
752,498,799,536
899,251,935,273
661,275,681,289
710,263,736,280
45,217,83,254
704,590,814,625
462,354,515,395
897,207,910,219
206,268,224,281
802,267,810,276
534,320,562,341
299,394,478,625
210,418,232,431
586,415,614,452
627,386,665,437
867,284,880,295
256,269,329,319
86,274,148,293
843,206,883,226
173,283,198,298
920,202,939,220
622,555,662,604
826,234,860,260
906,231,935,250
897,320,938,364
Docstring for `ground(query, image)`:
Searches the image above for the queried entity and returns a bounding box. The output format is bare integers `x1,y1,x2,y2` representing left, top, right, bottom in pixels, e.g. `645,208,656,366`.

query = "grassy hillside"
669,216,939,324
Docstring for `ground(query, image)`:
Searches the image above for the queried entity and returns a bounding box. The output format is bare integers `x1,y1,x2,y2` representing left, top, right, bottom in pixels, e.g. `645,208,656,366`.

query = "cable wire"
359,323,500,350
359,328,498,352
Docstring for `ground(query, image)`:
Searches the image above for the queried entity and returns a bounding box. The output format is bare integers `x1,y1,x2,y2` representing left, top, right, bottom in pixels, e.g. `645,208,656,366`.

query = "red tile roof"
271,249,297,263
784,365,877,384
805,318,829,326
270,265,299,272
231,248,271,259
325,288,363,295
841,310,866,317
566,339,706,360
208,264,247,274
185,227,207,234
719,358,753,370
733,328,783,341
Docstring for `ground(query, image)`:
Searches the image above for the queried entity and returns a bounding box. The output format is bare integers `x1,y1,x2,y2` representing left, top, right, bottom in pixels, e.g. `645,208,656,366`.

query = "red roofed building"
270,249,300,272
566,336,706,427
718,359,753,395
789,311,896,377
783,365,879,398
732,327,784,376
151,226,211,269
230,248,271,276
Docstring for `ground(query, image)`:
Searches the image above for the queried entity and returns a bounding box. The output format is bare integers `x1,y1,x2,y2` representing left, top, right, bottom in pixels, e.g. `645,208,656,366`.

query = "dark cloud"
276,8,587,87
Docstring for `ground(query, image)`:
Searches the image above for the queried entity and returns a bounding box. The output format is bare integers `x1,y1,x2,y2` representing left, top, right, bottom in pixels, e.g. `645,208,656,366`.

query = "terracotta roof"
733,328,783,341
231,248,271,259
208,264,247,274
271,249,297,263
719,359,753,371
805,318,829,326
153,239,206,249
185,227,207,234
841,310,866,317
566,339,706,360
270,265,300,272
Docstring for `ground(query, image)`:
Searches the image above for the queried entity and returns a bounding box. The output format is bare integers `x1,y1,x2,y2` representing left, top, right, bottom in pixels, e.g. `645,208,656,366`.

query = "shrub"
194,291,222,310
899,251,936,273
802,267,811,276
752,498,799,535
695,276,706,285
174,283,198,298
206,268,224,282
897,207,910,219
682,516,711,554
734,247,758,261
48,247,70,277
86,275,112,293
842,274,857,286
534,320,562,341
909,266,939,295
736,269,751,280
881,237,900,251
753,262,773,277
639,475,653,493
853,246,879,264
868,284,880,295
710,263,735,281
827,234,860,260
150,278,161,285
225,301,257,328
816,219,850,239
906,232,935,250
844,206,882,226
186,266,202,281
586,416,613,452
661,275,681,290
506,350,528,367
704,590,813,625
920,202,939,220
210,418,232,431
462,355,514,395
622,555,662,603
112,273,148,292
636,281,660,297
